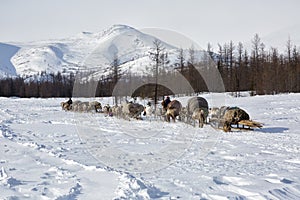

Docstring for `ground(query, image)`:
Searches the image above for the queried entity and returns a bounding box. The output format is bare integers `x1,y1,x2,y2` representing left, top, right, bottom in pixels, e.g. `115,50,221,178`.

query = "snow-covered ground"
0,93,299,199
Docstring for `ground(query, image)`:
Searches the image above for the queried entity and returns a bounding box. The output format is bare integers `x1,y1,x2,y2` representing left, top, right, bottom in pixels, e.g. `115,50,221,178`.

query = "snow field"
0,93,299,199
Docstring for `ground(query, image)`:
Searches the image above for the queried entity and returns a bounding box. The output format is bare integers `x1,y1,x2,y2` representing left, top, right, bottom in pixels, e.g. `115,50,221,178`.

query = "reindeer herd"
61,96,261,132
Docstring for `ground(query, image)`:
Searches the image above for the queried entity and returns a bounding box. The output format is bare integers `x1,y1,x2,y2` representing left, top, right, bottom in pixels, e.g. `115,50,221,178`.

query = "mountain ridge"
0,24,183,80
0,43,20,77
4,24,298,80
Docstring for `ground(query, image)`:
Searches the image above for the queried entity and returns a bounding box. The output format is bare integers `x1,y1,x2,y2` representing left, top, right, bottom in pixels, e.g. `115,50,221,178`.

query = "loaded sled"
209,107,263,132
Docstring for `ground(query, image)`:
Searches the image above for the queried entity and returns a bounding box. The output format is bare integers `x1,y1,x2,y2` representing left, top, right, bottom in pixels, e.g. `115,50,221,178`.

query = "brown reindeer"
61,102,71,111
166,100,182,122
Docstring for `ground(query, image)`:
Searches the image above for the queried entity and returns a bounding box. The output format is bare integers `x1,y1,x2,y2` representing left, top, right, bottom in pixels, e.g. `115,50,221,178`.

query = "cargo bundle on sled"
209,106,263,132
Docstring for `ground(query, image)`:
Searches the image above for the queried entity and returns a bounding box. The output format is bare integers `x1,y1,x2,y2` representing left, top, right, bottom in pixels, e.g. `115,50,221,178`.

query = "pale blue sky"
1,0,300,48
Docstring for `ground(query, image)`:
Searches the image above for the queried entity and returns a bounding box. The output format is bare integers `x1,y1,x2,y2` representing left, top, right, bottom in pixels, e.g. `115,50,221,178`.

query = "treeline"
0,34,299,98
215,34,300,95
0,72,74,98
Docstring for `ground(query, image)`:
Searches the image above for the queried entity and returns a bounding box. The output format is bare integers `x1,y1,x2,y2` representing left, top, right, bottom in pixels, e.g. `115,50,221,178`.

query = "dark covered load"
187,97,209,115
209,106,262,132
222,107,250,132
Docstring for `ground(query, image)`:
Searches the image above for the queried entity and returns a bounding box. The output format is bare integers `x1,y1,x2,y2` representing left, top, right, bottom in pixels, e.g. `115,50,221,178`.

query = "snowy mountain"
242,24,300,54
0,25,205,80
2,24,300,79
262,24,300,53
0,43,19,78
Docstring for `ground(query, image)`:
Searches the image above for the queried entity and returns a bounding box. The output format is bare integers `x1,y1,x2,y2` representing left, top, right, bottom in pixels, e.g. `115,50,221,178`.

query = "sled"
229,120,263,131
209,118,263,131
237,120,263,129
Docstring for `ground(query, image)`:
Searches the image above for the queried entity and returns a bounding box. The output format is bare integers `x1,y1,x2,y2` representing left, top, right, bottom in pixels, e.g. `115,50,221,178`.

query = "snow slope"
2,24,300,79
262,24,300,53
0,93,299,199
1,25,206,80
0,43,19,78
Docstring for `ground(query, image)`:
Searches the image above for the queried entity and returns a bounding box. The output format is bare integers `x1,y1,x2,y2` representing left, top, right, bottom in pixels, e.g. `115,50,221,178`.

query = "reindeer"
186,97,209,128
165,100,182,122
121,102,144,120
111,105,122,118
60,102,71,111
87,101,102,113
192,108,207,128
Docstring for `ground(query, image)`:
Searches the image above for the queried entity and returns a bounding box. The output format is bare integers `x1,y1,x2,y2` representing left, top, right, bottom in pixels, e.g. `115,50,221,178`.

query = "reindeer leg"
200,117,204,128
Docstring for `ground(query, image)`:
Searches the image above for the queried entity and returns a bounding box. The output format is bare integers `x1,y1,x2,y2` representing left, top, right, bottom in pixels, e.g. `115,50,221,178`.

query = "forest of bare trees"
0,34,299,98
0,72,74,98
216,34,300,95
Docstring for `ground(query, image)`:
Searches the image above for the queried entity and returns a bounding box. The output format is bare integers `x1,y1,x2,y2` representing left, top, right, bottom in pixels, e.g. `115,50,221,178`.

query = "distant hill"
0,43,19,78
242,24,300,53
0,25,208,81
262,24,300,53
3,24,298,81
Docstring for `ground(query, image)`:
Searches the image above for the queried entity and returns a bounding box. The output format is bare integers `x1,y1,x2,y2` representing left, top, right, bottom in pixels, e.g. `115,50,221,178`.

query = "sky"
1,0,300,49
